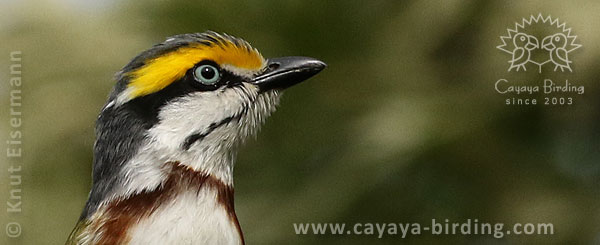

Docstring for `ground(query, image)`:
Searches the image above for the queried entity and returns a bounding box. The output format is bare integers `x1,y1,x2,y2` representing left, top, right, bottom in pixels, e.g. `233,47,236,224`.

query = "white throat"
114,84,280,199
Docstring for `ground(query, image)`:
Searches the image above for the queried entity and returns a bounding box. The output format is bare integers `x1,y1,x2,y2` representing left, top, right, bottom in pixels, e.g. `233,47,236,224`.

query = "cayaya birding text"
494,78,585,106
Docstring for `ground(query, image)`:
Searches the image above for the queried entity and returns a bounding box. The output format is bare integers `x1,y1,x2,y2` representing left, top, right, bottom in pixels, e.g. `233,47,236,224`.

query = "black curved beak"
251,56,326,91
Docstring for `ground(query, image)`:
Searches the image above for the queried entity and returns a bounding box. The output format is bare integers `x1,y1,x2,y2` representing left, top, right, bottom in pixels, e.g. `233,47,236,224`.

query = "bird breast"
126,188,243,245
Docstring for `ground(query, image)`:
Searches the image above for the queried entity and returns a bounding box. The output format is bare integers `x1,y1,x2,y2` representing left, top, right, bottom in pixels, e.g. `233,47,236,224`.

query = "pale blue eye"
194,65,220,85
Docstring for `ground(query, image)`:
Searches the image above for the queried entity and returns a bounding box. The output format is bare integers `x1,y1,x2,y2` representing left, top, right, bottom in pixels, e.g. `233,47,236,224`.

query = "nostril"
267,62,280,71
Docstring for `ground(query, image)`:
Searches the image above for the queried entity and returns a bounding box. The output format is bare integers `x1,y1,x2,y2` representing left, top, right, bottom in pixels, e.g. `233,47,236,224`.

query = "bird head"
82,31,325,219
513,33,538,51
542,33,567,51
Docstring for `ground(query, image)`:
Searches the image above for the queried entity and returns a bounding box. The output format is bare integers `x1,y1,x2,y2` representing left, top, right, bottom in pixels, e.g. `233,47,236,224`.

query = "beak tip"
309,60,327,74
314,60,327,69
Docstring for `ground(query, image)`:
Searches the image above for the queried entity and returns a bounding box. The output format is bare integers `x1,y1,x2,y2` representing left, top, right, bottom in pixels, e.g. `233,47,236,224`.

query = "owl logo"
497,14,581,73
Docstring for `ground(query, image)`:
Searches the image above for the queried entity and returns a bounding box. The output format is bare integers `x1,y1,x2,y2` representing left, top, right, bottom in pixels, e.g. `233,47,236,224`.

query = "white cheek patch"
114,83,280,197
151,83,264,151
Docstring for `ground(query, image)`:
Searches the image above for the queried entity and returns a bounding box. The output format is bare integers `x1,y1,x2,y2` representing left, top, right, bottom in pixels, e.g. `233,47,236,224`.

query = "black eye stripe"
122,60,247,127
187,68,242,91
186,60,245,91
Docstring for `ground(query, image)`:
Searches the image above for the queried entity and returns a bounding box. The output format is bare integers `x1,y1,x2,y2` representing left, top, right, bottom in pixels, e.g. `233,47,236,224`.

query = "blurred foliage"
1,0,599,244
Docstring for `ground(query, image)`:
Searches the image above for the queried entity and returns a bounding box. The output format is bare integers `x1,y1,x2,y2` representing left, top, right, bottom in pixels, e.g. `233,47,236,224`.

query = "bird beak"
541,36,554,51
526,36,538,50
251,56,326,91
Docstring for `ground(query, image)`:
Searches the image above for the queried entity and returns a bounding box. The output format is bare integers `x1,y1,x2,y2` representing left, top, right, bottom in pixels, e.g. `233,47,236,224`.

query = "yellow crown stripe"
127,42,264,99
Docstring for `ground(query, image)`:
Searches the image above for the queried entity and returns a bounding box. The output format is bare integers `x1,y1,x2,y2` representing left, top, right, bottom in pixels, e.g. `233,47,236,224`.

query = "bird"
66,31,325,245
508,32,538,72
542,33,572,72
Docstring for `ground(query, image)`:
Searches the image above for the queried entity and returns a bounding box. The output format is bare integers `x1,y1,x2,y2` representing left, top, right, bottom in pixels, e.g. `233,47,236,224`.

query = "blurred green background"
1,0,599,244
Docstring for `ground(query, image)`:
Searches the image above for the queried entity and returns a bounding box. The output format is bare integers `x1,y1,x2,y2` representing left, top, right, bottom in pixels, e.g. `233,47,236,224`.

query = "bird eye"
194,65,220,85
520,36,526,41
554,36,560,41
